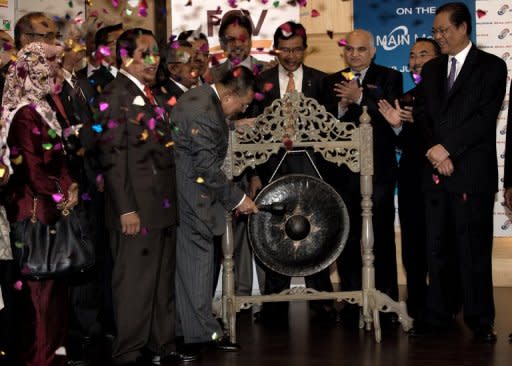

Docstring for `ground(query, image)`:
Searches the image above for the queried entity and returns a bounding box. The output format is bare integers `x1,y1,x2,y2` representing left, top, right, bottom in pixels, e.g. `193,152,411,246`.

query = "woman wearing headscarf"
0,41,78,366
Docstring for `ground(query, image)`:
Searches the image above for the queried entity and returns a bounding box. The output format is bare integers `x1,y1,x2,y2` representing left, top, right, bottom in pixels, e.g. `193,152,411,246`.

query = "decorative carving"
229,91,360,177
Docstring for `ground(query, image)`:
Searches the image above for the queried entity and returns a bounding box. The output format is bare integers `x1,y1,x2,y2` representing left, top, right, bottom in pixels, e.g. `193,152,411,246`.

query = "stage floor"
83,287,512,366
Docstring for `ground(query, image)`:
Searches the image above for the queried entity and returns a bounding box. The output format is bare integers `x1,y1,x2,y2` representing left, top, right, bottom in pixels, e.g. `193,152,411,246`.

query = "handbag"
10,195,95,280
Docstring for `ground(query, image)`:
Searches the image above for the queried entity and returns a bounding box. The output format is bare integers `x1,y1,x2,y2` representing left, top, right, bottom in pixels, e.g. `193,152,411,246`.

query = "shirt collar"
278,63,303,77
102,61,118,77
119,68,146,93
450,41,472,66
62,68,74,86
170,77,190,93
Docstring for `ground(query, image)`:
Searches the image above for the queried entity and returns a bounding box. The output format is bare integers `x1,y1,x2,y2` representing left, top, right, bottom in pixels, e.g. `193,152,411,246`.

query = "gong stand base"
212,287,412,343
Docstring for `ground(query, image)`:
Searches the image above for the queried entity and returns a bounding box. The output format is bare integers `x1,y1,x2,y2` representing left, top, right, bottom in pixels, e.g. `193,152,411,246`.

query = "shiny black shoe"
473,326,497,343
212,336,240,352
153,350,200,364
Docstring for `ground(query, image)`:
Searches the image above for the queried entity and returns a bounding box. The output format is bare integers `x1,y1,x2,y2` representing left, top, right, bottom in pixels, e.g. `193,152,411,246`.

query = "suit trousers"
176,219,223,344
424,190,495,329
109,227,176,364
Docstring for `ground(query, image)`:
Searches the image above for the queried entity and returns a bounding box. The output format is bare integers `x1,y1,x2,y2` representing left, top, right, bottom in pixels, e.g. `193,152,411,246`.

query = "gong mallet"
257,202,287,216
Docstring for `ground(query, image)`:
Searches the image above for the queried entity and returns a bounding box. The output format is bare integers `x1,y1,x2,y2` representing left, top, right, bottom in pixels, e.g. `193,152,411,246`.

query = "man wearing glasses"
251,21,334,326
14,12,59,49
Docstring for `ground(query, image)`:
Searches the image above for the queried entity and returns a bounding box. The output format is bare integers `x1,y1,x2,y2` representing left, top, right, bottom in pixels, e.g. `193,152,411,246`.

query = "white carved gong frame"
216,91,412,343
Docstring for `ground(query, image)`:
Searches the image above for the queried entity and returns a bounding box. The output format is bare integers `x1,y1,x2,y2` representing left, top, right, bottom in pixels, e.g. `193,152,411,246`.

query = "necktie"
447,57,457,90
144,85,157,106
71,73,87,104
354,72,362,86
51,94,71,127
286,71,295,93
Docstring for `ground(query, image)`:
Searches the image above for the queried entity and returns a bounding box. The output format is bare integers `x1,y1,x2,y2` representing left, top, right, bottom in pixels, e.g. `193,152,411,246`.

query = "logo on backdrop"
498,5,510,15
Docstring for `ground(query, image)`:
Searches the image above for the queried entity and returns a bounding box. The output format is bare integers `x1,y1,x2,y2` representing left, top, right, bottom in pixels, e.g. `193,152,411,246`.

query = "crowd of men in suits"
0,1,511,365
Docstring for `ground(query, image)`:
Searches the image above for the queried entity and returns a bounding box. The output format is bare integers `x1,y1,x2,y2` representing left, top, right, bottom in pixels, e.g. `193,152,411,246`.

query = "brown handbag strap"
30,197,38,223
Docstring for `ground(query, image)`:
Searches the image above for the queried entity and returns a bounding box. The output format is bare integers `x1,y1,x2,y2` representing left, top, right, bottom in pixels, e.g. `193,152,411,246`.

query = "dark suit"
98,73,178,363
153,77,186,115
503,80,512,189
89,64,115,94
210,56,267,83
253,65,333,316
414,45,507,329
171,84,245,343
321,63,403,301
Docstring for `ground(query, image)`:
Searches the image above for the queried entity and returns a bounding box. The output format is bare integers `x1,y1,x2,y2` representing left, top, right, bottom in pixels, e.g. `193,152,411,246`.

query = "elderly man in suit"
97,28,191,365
321,29,403,327
410,2,506,342
251,21,334,325
171,66,258,353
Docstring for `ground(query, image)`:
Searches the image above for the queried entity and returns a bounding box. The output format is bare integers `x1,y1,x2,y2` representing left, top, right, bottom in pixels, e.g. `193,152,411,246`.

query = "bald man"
321,29,403,328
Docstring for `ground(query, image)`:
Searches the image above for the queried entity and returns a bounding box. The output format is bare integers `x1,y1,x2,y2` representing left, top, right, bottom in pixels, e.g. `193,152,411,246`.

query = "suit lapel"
302,66,313,97
444,46,478,105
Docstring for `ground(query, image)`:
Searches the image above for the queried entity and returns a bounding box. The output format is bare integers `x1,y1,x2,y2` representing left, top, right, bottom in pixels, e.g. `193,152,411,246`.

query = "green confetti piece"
15,241,24,248
273,1,280,8
42,143,53,150
48,129,57,139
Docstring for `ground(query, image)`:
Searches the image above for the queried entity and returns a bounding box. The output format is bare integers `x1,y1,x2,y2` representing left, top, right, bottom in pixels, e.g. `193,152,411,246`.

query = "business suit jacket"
252,65,326,184
414,46,507,193
153,77,186,115
97,73,177,230
171,84,244,237
321,63,403,186
501,80,512,189
89,64,115,94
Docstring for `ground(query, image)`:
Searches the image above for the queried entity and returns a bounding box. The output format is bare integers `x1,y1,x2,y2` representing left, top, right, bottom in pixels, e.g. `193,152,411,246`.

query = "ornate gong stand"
214,91,412,343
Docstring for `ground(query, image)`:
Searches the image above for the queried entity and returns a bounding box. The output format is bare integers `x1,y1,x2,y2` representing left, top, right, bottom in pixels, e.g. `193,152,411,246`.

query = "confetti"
98,45,110,57
165,141,174,148
326,30,334,39
167,96,177,106
32,127,41,135
196,177,205,184
342,71,355,80
99,102,109,111
273,0,280,7
163,199,170,208
140,130,149,141
147,118,156,130
283,136,293,150
92,124,103,133
432,174,440,185
263,82,274,92
254,92,265,101
140,227,149,235
280,23,292,37
52,193,64,202
48,129,57,139
228,0,238,8
191,128,199,135
311,9,320,17
96,174,103,184
185,0,192,6
11,155,23,165
81,192,92,201
112,0,119,7
298,0,307,6
412,73,422,84
462,193,468,201
13,280,23,291
14,242,23,248
338,38,347,47
107,119,118,129
42,143,53,150
0,167,5,178
53,143,62,151
477,9,487,18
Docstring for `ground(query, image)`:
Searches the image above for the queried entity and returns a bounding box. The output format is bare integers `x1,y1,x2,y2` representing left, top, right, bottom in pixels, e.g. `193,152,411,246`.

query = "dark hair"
177,30,208,42
157,40,193,81
14,12,53,49
218,65,255,96
415,37,441,56
94,23,123,48
436,2,472,36
273,21,307,49
219,10,252,46
115,28,154,68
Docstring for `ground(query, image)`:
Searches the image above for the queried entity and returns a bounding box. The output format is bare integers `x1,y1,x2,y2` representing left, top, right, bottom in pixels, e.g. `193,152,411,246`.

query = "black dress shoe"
153,350,200,364
473,326,497,343
212,336,240,352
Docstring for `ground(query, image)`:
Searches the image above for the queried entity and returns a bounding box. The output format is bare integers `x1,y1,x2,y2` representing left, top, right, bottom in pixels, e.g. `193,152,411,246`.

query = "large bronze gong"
248,174,349,277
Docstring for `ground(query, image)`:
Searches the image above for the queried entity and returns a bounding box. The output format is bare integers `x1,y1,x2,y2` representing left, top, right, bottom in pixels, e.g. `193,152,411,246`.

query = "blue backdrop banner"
353,1,476,91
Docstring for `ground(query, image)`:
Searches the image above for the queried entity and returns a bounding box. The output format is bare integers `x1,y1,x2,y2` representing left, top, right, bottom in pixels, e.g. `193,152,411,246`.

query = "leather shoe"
212,336,240,352
473,326,497,343
152,350,200,364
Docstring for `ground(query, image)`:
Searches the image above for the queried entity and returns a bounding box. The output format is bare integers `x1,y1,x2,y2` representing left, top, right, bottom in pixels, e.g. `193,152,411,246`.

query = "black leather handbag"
10,196,95,280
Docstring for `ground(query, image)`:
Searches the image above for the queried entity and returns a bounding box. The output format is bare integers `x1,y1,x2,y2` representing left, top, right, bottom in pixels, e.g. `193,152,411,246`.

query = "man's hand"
378,99,414,128
65,183,79,209
248,176,262,199
436,158,454,176
426,144,450,166
234,118,256,131
504,187,512,210
334,80,362,104
236,196,259,215
120,212,141,235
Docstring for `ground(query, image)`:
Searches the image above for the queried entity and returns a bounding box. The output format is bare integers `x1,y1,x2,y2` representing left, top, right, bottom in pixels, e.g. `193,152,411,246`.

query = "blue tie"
447,57,457,90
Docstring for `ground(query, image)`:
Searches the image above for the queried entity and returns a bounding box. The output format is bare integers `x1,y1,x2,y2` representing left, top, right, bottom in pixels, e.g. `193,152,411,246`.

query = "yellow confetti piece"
342,71,354,81
11,155,23,165
191,128,199,135
196,177,205,184
140,129,149,141
0,167,5,178
165,141,175,148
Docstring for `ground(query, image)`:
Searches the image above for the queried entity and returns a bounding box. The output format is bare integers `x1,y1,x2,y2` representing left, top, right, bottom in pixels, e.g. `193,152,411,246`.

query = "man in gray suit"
171,66,258,352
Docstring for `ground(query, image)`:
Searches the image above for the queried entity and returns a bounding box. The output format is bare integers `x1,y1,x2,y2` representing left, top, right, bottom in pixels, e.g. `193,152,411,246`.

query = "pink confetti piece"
81,192,92,201
52,193,64,203
147,118,156,130
13,280,23,291
432,174,440,185
107,119,118,129
140,227,149,236
338,38,347,47
163,199,170,208
112,0,119,7
32,127,41,135
99,102,109,111
462,193,468,201
228,0,238,8
254,92,265,101
98,45,111,57
412,73,422,84
311,9,320,17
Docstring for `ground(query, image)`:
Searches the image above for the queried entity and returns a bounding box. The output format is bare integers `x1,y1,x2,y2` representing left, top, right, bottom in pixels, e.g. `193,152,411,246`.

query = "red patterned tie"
144,85,157,106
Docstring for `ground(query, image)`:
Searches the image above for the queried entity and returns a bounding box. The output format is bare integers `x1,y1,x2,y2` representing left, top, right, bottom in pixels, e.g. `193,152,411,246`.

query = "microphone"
257,202,287,215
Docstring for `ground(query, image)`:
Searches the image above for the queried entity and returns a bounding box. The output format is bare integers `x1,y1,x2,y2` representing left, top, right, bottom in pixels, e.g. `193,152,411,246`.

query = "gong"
248,174,349,277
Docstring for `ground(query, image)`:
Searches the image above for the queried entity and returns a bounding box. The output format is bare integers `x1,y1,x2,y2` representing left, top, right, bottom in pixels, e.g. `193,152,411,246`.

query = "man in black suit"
177,30,210,84
410,2,506,342
504,82,512,343
377,38,442,321
97,28,191,365
321,29,403,326
89,24,123,94
154,40,200,113
251,21,334,324
171,66,258,352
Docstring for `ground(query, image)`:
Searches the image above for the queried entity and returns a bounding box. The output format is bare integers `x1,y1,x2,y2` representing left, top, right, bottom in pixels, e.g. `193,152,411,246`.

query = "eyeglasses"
25,32,61,41
277,47,305,55
431,26,452,37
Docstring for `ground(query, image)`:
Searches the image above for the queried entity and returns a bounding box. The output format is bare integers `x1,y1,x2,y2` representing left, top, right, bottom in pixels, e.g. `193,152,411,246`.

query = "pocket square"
133,95,145,106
